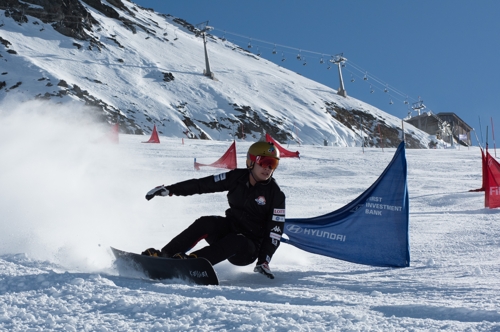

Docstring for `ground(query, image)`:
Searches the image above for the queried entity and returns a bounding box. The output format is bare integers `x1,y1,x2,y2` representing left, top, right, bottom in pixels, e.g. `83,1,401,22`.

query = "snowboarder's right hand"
145,185,171,200
254,262,275,279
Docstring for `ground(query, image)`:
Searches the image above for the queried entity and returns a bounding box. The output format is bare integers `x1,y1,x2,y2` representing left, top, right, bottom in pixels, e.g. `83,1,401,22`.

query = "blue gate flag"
282,141,410,267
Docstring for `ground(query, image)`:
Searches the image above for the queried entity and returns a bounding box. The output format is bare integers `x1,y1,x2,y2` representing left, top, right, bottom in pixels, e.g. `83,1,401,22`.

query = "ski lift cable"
346,63,389,88
345,69,407,105
212,28,330,57
345,64,418,104
346,61,415,101
224,35,328,62
346,62,390,85
226,37,285,56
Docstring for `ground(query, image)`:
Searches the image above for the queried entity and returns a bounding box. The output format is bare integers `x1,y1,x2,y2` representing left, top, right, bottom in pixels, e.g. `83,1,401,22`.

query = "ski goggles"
255,156,279,170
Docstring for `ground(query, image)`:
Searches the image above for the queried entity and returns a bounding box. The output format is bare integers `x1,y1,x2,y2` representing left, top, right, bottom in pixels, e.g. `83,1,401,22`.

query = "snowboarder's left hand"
145,185,171,200
254,261,275,279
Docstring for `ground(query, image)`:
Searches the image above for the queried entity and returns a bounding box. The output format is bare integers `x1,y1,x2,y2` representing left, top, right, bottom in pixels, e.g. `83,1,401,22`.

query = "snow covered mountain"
0,0,433,148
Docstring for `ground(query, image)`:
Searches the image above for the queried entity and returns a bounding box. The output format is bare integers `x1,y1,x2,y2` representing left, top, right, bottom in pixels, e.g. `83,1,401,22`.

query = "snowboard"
111,247,219,286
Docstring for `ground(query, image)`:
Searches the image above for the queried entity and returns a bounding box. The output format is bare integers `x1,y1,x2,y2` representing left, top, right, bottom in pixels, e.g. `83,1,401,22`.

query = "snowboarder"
143,141,286,279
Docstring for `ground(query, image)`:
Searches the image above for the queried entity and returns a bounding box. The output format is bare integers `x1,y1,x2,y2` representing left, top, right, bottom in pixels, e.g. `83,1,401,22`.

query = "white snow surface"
0,105,499,331
0,2,432,147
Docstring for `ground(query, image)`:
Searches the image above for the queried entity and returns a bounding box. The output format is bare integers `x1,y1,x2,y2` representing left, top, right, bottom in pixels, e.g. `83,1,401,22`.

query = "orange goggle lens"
255,156,279,170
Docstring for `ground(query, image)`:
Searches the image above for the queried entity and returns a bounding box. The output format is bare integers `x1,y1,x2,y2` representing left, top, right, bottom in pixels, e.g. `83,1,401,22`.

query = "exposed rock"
324,101,426,148
8,81,22,90
162,72,174,82
0,36,12,48
57,80,69,88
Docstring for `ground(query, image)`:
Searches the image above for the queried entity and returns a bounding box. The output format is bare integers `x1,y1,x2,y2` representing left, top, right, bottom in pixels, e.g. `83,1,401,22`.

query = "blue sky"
134,0,500,146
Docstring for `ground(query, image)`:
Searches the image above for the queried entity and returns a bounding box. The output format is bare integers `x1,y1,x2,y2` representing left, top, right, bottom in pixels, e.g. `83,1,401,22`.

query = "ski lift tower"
331,53,347,97
411,97,426,115
196,21,215,80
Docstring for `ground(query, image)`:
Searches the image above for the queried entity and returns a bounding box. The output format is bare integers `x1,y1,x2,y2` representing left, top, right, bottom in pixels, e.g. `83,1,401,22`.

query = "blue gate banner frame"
282,142,410,267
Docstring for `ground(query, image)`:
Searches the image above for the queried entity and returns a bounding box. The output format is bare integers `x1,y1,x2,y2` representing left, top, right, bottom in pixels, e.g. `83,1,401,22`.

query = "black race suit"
161,168,286,266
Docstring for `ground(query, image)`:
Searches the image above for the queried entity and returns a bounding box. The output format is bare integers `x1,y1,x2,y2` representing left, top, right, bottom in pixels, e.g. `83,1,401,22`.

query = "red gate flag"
265,133,300,158
485,151,500,208
194,141,237,170
142,124,160,143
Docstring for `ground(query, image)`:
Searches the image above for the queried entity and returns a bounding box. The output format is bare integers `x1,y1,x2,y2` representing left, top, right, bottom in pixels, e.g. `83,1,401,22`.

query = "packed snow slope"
0,0,433,148
0,104,499,331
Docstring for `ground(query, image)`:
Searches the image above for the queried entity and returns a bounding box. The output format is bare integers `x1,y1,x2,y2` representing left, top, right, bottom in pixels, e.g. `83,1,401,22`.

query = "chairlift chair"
363,72,368,81
272,45,277,54
281,52,286,62
320,57,324,64
350,74,355,82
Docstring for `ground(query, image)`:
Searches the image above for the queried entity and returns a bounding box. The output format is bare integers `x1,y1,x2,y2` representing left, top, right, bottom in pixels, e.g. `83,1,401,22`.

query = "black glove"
145,185,170,201
254,261,275,279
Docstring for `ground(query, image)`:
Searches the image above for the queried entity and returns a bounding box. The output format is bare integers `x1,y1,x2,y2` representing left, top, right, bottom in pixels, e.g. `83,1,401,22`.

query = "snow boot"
141,248,162,257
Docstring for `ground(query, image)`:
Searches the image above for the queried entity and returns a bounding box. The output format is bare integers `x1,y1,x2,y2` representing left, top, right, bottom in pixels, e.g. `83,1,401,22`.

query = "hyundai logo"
286,224,303,234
